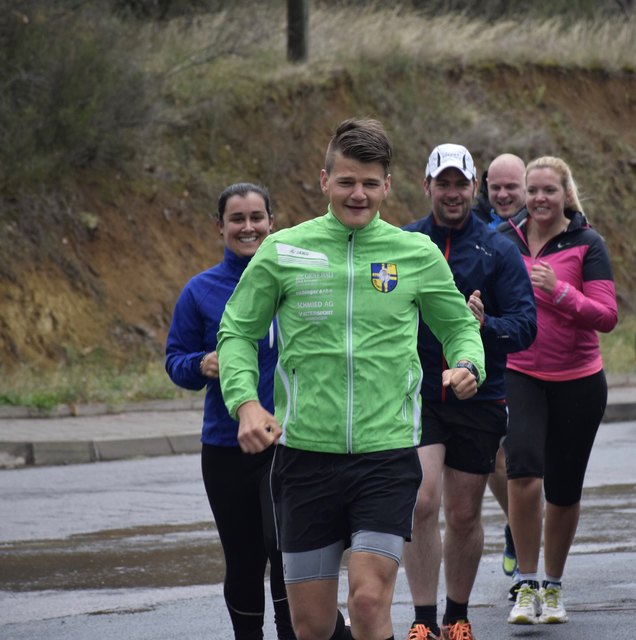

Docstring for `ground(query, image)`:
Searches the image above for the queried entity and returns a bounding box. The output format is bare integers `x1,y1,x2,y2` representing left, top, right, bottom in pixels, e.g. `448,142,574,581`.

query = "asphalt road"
1,421,635,639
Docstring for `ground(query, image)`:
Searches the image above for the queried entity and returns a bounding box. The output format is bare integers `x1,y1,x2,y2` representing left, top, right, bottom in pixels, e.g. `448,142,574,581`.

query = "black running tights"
201,444,293,639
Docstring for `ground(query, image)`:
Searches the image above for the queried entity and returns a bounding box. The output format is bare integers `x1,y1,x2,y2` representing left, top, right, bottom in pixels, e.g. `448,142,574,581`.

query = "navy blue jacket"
403,213,536,404
165,247,277,446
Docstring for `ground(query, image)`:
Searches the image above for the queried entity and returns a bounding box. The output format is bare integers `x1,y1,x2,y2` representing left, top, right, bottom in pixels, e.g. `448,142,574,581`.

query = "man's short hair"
324,118,392,177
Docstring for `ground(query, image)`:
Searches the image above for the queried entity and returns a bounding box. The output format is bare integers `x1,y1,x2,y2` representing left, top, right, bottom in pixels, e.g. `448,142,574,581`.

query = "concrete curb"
0,374,632,421
0,378,634,469
0,434,202,468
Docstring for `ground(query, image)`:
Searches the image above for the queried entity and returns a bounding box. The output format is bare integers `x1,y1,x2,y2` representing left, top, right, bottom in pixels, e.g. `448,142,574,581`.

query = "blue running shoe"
502,523,517,576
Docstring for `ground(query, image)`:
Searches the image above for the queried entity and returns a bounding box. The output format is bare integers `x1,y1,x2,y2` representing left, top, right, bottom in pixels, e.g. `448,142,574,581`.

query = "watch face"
457,361,479,383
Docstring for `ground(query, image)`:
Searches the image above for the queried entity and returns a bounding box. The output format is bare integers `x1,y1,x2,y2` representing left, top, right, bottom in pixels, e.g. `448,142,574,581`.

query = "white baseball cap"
426,143,476,180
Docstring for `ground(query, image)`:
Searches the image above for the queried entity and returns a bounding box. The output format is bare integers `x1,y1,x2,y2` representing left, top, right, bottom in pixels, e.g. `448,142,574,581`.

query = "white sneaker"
539,585,569,623
507,583,541,624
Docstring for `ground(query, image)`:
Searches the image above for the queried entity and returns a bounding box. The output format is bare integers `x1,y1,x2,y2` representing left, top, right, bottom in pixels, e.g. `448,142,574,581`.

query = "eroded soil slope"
1,65,635,369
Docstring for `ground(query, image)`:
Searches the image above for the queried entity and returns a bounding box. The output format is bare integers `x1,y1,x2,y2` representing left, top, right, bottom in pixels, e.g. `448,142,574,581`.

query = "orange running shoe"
407,622,441,640
440,620,475,640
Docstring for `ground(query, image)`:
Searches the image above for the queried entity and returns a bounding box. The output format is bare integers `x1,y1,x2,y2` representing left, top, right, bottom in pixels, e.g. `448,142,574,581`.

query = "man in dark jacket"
402,144,536,640
472,153,526,228
473,153,528,583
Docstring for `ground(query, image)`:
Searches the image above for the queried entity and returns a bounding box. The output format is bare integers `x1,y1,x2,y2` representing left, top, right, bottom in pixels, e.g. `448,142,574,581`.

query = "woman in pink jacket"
498,156,618,626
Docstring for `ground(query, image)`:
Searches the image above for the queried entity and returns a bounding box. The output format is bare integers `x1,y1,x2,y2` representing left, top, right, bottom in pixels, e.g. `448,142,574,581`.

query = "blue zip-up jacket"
403,213,536,404
165,247,277,446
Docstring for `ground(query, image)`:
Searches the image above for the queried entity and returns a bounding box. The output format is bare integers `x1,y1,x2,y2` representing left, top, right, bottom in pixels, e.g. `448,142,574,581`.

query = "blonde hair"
525,156,584,214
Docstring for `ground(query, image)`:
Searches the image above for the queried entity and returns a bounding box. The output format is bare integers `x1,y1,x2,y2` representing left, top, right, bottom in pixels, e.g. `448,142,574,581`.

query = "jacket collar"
324,205,381,236
223,246,253,273
428,211,476,238
506,207,588,235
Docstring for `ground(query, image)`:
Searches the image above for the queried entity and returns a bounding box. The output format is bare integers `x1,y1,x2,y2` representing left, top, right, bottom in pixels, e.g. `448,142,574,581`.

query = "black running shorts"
270,445,422,553
420,401,507,474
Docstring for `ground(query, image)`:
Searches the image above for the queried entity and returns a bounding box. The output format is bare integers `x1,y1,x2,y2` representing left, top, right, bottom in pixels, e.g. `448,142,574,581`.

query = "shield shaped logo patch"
371,263,398,293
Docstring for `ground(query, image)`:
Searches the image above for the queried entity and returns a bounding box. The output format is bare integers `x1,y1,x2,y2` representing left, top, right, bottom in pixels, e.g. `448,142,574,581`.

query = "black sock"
442,596,468,625
522,579,541,590
413,604,439,633
542,579,562,589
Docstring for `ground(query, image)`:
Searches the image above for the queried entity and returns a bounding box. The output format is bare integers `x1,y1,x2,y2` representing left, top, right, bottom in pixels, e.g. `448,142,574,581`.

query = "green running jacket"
218,208,485,454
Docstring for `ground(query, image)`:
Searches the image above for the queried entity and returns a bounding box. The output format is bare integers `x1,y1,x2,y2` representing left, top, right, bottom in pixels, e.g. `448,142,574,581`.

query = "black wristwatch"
456,360,480,385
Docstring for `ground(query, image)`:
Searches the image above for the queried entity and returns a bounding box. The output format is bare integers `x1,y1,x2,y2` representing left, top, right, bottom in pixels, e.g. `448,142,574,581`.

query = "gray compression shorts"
282,530,404,584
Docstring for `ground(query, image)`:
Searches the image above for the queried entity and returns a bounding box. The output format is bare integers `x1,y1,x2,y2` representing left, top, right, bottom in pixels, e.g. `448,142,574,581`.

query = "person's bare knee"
348,581,393,638
413,445,444,528
444,495,482,535
286,578,339,640
443,469,488,535
413,488,440,528
347,545,399,638
349,583,384,621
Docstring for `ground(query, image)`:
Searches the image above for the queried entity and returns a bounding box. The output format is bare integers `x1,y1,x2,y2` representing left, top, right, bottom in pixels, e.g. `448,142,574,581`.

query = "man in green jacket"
218,118,485,640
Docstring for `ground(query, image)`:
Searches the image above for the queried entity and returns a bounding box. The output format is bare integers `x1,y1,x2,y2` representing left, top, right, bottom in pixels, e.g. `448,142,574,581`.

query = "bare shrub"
0,3,154,192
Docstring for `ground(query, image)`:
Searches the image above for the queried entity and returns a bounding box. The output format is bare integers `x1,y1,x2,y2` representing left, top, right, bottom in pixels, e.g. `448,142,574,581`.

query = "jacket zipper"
346,231,355,452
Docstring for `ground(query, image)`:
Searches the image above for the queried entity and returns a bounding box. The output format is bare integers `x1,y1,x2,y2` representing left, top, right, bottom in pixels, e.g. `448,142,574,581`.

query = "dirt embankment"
1,65,635,370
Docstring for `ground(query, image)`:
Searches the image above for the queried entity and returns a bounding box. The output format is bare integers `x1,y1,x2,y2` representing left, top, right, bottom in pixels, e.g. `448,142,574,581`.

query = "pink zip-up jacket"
499,208,617,381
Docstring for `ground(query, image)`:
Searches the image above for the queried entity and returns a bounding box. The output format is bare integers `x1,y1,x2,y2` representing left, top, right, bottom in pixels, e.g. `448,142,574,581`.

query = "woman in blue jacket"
165,183,294,640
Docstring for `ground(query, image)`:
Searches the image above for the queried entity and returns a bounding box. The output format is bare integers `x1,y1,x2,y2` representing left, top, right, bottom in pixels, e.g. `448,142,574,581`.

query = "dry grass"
599,313,636,376
135,6,636,81
2,5,633,408
2,319,632,409
308,10,635,71
0,360,193,411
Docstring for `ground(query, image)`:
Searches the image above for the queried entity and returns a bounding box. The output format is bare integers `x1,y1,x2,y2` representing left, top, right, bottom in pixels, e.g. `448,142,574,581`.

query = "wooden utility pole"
287,0,309,62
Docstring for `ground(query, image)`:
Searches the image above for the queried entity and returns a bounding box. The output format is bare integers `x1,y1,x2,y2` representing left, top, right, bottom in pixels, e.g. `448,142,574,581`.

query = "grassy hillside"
1,3,635,405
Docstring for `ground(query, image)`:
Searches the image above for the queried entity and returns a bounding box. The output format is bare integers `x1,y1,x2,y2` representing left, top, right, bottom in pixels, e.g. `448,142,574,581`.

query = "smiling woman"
219,188,274,258
164,182,296,639
500,156,619,626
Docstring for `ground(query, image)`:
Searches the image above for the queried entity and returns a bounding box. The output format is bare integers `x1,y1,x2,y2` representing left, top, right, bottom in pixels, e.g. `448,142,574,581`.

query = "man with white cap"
401,144,537,640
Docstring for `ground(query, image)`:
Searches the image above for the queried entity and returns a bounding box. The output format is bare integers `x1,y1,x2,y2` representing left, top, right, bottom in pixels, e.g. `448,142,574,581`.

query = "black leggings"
504,369,607,506
202,444,294,640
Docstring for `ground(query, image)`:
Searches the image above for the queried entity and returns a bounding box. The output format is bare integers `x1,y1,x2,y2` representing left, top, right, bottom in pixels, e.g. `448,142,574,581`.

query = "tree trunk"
287,0,309,62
